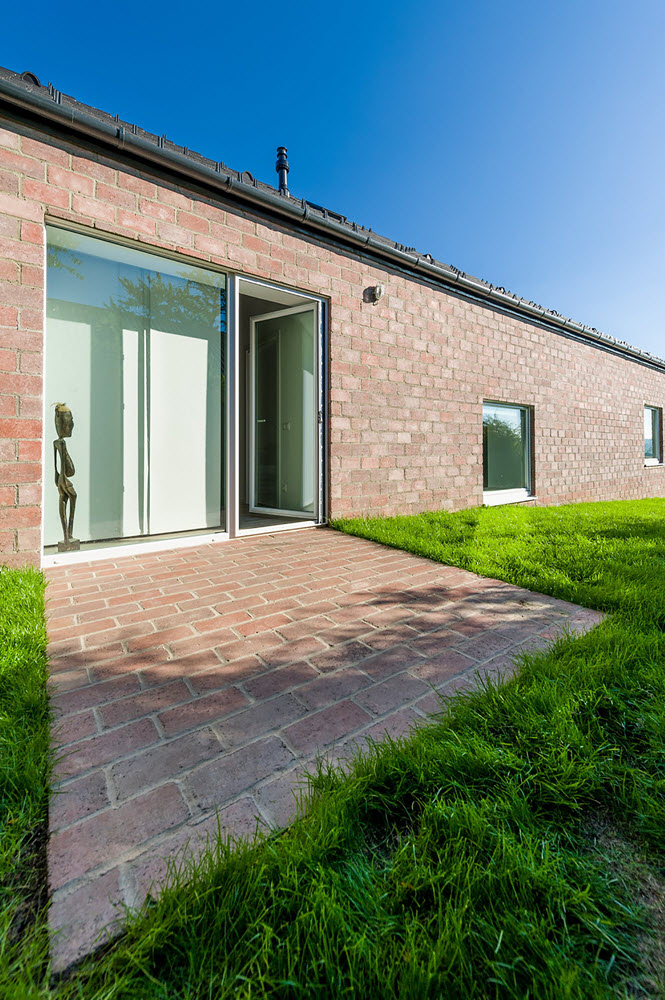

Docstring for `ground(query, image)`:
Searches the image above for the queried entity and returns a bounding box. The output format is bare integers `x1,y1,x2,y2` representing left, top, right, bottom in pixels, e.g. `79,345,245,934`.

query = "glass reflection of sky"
483,403,522,433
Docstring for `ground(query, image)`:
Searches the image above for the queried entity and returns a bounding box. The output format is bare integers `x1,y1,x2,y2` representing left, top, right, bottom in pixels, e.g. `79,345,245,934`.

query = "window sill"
483,489,536,507
644,460,664,468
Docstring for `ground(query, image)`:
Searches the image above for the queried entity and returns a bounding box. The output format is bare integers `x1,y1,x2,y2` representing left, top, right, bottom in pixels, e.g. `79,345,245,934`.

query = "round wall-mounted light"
363,284,385,304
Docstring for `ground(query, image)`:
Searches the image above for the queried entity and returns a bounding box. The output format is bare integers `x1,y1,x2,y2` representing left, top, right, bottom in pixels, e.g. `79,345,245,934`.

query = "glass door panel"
250,305,316,518
44,227,226,550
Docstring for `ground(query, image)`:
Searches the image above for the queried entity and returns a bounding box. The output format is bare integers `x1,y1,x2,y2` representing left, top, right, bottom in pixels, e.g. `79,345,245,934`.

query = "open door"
249,303,318,519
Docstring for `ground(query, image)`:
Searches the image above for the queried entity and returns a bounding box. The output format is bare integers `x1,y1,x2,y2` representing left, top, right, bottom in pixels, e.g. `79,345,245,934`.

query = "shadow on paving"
44,529,603,970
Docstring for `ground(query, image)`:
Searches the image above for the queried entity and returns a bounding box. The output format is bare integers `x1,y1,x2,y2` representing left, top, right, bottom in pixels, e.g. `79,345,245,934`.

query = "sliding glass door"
44,230,325,555
45,228,226,550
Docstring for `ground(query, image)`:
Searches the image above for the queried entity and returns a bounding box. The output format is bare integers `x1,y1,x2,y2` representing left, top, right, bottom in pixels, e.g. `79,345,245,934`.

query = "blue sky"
4,1,665,354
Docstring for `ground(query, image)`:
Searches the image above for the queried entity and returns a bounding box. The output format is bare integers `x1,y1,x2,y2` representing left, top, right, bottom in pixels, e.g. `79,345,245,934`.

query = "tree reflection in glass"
45,227,226,548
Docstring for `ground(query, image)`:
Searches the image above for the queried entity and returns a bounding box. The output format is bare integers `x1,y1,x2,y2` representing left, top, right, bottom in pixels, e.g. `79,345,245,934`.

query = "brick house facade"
1,65,664,568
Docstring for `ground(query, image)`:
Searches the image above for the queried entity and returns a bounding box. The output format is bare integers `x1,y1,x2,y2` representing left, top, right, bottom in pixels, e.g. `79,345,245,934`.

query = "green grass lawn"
0,567,52,997
4,499,665,998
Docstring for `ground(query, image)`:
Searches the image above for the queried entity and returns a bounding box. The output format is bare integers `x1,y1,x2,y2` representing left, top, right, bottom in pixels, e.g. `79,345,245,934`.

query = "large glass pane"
645,406,660,461
44,228,225,551
252,307,316,516
483,403,529,491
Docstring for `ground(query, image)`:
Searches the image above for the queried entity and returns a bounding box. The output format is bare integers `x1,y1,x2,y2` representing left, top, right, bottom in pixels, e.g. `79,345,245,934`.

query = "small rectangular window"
644,406,662,465
482,402,532,505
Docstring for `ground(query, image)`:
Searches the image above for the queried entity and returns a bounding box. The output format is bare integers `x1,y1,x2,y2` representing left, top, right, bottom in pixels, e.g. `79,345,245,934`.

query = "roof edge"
1,69,664,373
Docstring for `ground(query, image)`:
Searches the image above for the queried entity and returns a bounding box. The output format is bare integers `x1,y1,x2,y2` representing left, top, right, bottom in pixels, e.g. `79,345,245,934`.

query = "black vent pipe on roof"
276,146,289,196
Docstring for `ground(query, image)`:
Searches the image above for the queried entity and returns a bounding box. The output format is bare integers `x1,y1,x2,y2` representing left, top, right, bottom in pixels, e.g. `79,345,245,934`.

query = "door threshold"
237,520,321,537
42,530,230,567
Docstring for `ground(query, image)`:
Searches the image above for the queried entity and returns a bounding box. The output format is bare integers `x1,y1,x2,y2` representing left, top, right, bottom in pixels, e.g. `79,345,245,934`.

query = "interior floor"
238,503,311,531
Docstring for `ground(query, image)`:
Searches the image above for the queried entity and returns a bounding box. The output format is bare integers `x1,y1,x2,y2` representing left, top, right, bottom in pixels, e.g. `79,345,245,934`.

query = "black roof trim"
1,65,663,373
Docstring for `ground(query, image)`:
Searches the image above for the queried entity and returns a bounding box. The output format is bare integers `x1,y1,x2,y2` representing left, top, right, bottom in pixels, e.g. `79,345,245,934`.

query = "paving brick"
50,643,126,669
128,797,261,904
286,601,339,621
188,655,265,693
59,718,160,779
235,612,293,636
406,629,461,657
100,680,192,729
50,617,116,639
489,621,543,643
82,622,155,649
253,768,311,828
54,674,141,717
126,626,193,651
295,585,345,603
410,650,476,685
353,673,429,716
359,644,426,680
214,693,307,748
361,706,422,744
474,653,517,682
243,661,318,700
316,620,377,645
362,606,414,628
408,610,461,633
360,623,421,651
168,630,236,657
439,673,479,697
334,589,378,607
187,737,295,810
50,869,123,972
159,686,249,737
111,728,222,799
50,770,110,830
215,632,285,662
454,631,513,661
48,668,89,693
53,709,98,746
566,613,604,635
283,701,371,754
192,609,252,632
275,615,334,641
296,666,372,710
91,649,173,681
49,783,189,888
310,640,374,673
447,614,497,637
258,635,328,667
413,690,447,717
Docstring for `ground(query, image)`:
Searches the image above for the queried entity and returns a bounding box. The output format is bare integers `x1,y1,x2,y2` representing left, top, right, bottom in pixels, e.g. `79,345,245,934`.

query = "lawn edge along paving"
54,500,665,999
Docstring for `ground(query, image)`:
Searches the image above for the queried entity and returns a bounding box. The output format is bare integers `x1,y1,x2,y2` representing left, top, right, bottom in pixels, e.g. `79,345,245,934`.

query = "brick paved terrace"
45,527,603,969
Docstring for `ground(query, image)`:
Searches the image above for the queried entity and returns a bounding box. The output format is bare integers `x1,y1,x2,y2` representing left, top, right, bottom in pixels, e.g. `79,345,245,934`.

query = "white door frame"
248,301,320,520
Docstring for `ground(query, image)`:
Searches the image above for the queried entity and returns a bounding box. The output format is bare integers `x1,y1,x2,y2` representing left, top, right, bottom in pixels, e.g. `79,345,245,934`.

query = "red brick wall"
1,120,664,565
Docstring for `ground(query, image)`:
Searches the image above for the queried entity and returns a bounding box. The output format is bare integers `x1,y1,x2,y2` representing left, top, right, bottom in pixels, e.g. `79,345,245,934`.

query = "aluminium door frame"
248,301,321,519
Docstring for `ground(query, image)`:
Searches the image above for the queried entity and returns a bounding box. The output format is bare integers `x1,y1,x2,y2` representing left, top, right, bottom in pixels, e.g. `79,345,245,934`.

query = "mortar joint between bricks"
174,779,197,818
278,733,303,758
181,676,198,699
117,862,140,911
290,690,313,711
103,765,120,808
149,714,167,740
250,796,276,832
51,871,102,904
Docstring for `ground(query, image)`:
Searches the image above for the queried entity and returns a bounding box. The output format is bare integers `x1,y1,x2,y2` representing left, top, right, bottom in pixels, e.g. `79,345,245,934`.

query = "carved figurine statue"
53,403,80,551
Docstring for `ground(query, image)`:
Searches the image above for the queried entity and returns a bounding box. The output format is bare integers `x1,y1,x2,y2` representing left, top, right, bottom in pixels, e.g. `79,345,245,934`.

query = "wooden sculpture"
53,402,80,551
